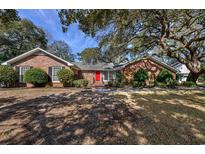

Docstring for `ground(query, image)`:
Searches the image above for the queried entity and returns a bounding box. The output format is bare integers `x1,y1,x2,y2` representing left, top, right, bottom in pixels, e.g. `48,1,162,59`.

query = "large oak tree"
0,9,47,63
58,9,205,82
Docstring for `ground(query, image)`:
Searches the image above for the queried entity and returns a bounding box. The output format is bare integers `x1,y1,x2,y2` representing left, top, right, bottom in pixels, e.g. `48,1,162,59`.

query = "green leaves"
24,68,48,87
78,48,101,64
47,40,75,62
0,65,18,87
59,9,205,77
0,10,47,63
57,68,74,87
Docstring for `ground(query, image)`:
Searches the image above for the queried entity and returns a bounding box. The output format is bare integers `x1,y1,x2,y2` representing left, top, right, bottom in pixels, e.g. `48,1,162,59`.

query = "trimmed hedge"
73,79,88,88
57,68,74,87
0,65,18,87
24,68,48,87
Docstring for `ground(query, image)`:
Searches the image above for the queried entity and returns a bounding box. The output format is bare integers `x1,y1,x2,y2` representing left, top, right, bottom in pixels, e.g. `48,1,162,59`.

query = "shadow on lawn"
0,90,205,144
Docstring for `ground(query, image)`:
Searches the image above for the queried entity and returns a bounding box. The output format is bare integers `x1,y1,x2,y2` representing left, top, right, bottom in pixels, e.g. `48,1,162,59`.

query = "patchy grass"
0,88,205,144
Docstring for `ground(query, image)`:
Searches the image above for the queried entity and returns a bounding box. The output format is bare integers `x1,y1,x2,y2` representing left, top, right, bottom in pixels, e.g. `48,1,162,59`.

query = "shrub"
155,69,177,88
182,81,197,87
24,68,48,87
198,75,205,82
156,69,174,83
112,72,126,87
73,79,88,88
154,81,167,88
116,72,125,83
0,65,18,87
133,81,144,88
57,68,74,87
133,68,148,82
112,80,125,88
133,69,148,87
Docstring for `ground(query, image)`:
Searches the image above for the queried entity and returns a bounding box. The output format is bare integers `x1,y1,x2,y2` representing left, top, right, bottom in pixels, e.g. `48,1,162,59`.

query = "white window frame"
103,71,109,81
52,66,63,82
103,71,116,82
19,66,30,83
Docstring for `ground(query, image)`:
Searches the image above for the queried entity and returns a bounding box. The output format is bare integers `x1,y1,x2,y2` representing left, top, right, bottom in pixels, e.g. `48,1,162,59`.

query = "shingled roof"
73,62,114,71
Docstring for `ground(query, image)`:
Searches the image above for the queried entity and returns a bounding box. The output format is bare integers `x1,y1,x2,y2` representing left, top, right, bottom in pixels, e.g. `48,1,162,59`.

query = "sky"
17,9,98,54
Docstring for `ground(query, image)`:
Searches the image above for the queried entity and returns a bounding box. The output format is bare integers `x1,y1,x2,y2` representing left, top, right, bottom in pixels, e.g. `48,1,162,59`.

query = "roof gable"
123,57,177,73
1,48,73,66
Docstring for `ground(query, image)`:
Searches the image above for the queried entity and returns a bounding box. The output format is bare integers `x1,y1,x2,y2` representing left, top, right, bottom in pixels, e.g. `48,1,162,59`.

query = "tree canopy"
0,9,47,63
77,48,101,64
47,40,75,62
58,9,205,82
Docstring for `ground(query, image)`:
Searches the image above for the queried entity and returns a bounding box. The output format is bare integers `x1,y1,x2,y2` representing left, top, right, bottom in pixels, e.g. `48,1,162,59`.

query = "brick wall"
11,53,70,74
122,58,176,85
11,52,71,87
81,70,104,86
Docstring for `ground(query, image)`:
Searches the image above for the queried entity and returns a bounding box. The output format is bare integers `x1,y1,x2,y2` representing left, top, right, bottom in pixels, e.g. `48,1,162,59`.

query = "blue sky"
17,9,98,54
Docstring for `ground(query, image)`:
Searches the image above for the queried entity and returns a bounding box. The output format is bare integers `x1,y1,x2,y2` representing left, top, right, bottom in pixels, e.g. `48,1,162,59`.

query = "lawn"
0,88,205,144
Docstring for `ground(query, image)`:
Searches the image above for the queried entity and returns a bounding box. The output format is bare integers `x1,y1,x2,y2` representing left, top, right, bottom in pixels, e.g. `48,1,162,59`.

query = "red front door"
95,71,101,81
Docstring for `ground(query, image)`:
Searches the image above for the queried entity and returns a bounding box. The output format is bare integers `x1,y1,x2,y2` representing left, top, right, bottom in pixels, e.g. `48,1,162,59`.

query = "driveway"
0,88,205,144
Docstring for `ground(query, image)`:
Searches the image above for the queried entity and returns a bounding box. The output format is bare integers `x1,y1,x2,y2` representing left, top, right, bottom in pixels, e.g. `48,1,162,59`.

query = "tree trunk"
187,72,200,83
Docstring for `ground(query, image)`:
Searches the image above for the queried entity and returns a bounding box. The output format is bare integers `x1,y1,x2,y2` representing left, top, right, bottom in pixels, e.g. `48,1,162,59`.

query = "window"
103,71,116,81
103,71,109,81
19,66,31,82
109,71,113,81
52,66,63,82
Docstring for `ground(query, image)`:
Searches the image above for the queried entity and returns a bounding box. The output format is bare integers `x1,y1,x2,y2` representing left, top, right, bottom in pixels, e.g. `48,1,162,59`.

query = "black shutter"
15,66,20,82
48,67,52,82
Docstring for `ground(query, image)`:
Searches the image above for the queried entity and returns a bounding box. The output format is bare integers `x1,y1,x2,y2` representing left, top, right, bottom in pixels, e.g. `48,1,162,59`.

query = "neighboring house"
1,48,75,87
2,48,179,87
171,62,190,83
114,57,177,85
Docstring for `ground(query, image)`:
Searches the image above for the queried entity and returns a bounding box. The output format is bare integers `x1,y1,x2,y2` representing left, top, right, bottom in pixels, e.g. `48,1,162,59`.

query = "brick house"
1,48,177,87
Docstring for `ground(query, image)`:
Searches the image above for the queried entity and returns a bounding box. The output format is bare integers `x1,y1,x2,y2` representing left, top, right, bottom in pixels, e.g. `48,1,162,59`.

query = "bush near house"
197,75,205,83
133,68,148,88
155,69,176,88
73,79,88,88
182,81,197,87
0,65,18,87
57,68,74,87
24,68,48,87
112,72,126,87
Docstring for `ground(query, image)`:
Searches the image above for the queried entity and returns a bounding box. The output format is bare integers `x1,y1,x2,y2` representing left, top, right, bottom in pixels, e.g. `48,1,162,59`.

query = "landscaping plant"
73,79,89,88
57,68,74,87
24,68,48,87
133,68,148,88
0,65,18,87
112,72,126,87
155,69,176,88
182,81,197,87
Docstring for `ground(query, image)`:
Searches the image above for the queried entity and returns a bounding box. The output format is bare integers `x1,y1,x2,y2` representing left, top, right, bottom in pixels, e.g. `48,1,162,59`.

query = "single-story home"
1,47,178,87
